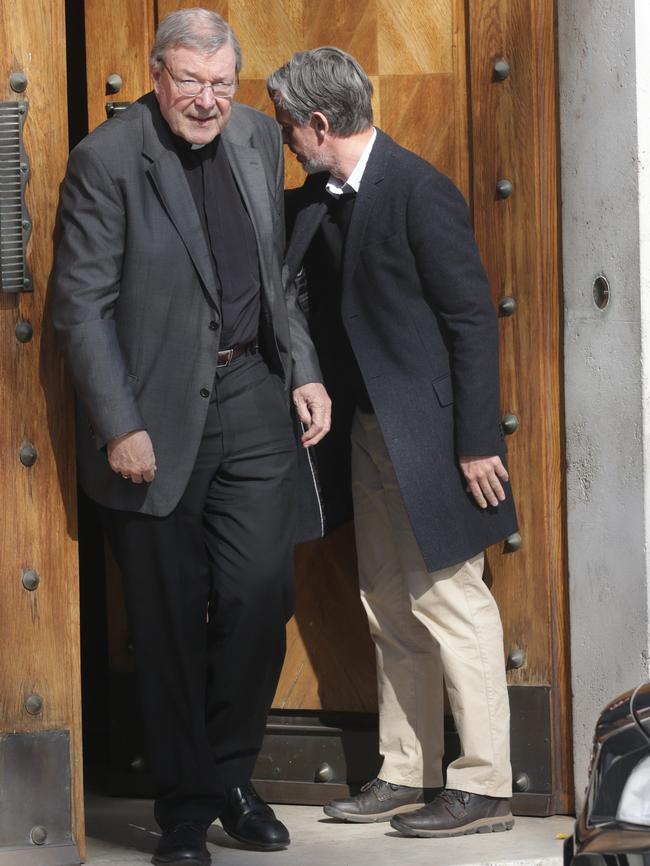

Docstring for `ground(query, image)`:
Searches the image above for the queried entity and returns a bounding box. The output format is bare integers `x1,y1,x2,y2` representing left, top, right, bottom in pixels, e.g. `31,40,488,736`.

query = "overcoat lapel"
286,197,327,281
141,97,221,309
286,131,390,288
341,131,387,288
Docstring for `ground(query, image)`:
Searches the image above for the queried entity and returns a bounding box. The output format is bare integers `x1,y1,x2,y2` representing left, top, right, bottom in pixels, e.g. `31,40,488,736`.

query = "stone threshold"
83,796,574,866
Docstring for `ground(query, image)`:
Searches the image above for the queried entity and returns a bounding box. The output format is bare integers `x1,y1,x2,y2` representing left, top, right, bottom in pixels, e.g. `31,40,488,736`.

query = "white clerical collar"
325,128,377,197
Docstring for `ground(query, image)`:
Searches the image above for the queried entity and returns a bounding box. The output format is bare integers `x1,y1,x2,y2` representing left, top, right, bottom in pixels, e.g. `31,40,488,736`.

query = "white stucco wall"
558,0,650,807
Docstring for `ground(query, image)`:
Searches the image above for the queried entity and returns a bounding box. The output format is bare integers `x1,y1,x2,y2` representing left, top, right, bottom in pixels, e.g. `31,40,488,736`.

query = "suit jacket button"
208,321,218,330
200,388,210,398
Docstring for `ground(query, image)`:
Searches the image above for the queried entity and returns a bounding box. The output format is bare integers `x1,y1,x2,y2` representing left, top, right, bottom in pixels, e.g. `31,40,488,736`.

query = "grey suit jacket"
51,93,321,516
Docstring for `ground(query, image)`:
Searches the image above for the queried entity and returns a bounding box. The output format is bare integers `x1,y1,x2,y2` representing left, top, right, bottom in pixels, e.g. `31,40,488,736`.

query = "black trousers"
101,353,297,829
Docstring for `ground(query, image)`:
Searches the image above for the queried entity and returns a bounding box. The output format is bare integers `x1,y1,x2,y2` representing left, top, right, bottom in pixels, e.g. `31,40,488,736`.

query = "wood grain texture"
157,0,228,20
379,73,467,194
468,0,556,682
229,0,303,79
305,0,378,74
274,523,377,711
377,0,454,73
376,0,469,193
468,0,571,807
0,0,83,854
84,0,155,131
534,0,572,813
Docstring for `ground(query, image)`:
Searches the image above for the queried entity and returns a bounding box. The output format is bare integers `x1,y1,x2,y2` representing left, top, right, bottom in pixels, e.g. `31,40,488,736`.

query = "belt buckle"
217,347,234,367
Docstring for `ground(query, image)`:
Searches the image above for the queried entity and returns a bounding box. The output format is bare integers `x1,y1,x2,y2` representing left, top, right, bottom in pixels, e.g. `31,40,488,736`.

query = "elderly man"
52,10,329,866
268,48,518,838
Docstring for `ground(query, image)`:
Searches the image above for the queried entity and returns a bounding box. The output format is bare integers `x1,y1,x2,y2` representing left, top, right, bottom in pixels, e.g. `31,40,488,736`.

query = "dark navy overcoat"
286,130,518,571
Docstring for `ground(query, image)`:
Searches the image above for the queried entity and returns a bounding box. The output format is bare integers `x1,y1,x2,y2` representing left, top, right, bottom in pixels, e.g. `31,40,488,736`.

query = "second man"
268,47,518,839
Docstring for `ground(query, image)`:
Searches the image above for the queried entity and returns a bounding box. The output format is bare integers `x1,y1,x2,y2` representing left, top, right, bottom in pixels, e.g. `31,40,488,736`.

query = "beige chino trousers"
351,410,512,797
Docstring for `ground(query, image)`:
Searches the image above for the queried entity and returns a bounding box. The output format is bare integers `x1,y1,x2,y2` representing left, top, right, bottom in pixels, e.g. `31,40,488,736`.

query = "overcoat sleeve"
406,172,505,457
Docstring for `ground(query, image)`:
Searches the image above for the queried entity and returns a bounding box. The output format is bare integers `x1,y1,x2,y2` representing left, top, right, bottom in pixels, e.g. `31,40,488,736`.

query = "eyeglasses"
162,60,238,99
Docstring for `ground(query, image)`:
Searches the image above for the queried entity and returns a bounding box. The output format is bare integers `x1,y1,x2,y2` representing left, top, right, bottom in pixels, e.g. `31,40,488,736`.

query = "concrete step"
85,795,574,866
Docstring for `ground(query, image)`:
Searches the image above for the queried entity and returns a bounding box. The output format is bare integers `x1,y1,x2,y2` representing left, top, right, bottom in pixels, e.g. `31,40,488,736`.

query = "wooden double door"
81,0,569,816
0,0,568,861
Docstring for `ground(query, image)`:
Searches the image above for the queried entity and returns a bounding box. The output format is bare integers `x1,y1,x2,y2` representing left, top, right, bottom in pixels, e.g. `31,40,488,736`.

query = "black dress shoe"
220,783,290,851
151,822,210,866
323,778,440,823
390,788,514,837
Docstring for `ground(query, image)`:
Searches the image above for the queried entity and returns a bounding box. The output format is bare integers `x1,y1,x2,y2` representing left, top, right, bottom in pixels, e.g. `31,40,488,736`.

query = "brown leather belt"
216,341,257,367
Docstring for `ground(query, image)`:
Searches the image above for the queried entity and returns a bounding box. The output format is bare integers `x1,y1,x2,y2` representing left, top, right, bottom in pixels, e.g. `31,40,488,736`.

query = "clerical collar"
326,128,377,198
171,132,220,160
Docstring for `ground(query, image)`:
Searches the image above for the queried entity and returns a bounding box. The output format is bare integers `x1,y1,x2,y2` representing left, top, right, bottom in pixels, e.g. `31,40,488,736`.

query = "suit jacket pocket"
432,374,454,407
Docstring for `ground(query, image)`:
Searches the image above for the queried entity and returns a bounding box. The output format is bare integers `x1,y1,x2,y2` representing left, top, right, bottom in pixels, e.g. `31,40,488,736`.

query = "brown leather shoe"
390,788,514,837
323,778,440,823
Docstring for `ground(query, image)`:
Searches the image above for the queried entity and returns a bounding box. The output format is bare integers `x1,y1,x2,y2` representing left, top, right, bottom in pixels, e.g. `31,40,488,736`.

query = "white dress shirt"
325,128,377,197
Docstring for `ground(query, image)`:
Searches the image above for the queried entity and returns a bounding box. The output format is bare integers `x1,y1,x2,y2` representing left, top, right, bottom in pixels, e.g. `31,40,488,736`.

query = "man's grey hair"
150,7,242,74
267,47,373,136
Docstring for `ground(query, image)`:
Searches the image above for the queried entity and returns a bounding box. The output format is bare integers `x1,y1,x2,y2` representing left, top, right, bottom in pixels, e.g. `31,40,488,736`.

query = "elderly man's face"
153,44,237,145
274,106,328,174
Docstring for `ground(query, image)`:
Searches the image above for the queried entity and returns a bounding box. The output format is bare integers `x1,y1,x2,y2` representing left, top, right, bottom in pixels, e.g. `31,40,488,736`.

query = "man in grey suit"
52,10,329,866
268,48,517,839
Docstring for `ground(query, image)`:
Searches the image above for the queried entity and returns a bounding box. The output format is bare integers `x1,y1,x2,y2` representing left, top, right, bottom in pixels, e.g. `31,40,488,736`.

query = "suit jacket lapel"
222,108,290,315
140,95,220,308
221,133,274,278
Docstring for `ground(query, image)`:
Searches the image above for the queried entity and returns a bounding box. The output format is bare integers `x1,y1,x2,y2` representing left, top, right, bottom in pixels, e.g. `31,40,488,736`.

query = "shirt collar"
172,131,219,165
325,128,377,198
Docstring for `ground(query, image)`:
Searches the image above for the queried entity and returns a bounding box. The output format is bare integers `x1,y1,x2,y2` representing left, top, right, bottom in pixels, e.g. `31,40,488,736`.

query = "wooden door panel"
378,73,466,191
377,0,454,72
470,0,554,683
229,1,304,79
158,0,228,13
468,0,562,682
0,0,82,859
306,1,378,71
84,0,155,131
276,524,376,711
467,0,570,808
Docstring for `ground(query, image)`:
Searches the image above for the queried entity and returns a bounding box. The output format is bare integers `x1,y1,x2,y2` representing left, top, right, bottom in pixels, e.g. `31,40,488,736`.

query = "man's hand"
107,430,156,484
459,455,509,509
292,382,331,447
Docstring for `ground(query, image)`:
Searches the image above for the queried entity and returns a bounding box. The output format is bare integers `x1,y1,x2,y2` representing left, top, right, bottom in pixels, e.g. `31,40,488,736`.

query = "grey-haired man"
52,10,330,866
268,47,518,839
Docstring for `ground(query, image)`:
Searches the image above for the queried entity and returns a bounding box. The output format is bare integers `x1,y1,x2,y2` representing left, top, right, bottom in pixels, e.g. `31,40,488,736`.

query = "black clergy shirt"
175,134,261,350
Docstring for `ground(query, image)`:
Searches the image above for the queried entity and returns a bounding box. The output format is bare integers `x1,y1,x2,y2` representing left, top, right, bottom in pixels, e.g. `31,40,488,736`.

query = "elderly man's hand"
292,382,332,447
108,430,157,484
459,455,509,508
